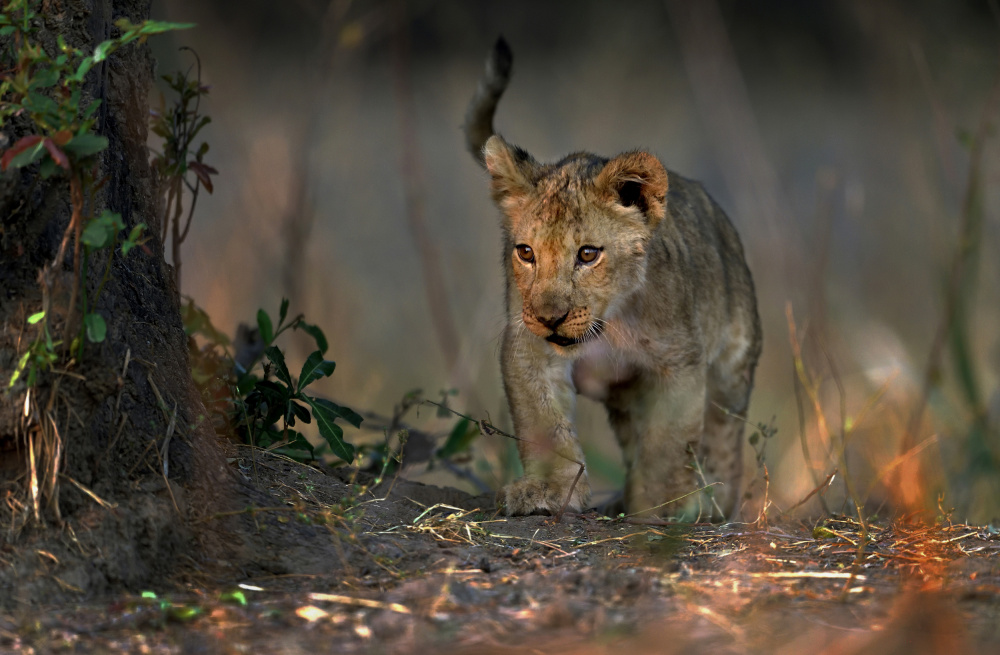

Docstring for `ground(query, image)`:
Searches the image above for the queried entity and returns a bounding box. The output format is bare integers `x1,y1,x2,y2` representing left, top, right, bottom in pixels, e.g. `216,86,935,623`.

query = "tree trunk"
0,0,228,606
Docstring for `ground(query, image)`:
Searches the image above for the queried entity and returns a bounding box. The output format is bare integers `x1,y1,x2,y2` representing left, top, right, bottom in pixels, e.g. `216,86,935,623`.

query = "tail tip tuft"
491,35,513,77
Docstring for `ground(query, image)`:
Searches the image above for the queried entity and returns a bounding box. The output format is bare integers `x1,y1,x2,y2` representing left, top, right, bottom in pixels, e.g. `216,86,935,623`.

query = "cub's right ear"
483,135,538,205
595,151,669,227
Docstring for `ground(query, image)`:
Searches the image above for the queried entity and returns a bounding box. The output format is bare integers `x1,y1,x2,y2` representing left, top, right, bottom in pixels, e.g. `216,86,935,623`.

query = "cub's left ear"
595,151,669,226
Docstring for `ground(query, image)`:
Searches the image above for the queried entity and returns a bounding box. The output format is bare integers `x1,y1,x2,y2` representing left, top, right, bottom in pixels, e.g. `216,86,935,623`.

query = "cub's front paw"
496,476,589,516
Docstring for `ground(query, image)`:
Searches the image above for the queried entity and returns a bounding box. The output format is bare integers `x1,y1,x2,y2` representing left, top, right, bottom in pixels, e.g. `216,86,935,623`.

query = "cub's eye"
515,244,535,263
578,246,602,264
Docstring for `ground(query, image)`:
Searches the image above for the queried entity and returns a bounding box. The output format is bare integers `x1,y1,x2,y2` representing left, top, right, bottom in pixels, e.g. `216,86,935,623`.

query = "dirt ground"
2,448,999,654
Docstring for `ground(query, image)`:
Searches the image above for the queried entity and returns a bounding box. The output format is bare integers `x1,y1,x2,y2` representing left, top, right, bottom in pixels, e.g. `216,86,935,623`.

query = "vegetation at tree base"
184,297,363,464
2,0,191,391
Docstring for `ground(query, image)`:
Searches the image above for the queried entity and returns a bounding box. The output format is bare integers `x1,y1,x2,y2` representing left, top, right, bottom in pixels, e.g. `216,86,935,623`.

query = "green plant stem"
177,181,200,242
272,314,304,341
169,176,184,290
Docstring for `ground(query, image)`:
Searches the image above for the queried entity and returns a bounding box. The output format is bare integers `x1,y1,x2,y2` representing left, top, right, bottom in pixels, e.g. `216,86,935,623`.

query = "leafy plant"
10,311,59,388
436,416,481,460
149,48,217,293
185,298,362,463
349,387,485,484
1,0,191,389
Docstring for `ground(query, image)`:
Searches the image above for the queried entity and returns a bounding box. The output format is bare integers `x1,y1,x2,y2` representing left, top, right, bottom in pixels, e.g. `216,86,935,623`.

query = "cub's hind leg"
605,367,707,519
701,334,760,520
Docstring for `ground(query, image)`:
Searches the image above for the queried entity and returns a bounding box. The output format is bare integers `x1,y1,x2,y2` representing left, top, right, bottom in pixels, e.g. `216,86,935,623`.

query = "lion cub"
465,39,762,520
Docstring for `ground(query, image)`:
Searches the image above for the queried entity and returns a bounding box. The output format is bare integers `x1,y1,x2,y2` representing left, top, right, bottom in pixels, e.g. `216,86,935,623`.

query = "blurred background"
148,0,1000,520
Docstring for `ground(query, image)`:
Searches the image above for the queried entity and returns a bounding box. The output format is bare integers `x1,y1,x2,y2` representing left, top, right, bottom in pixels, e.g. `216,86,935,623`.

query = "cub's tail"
463,36,513,168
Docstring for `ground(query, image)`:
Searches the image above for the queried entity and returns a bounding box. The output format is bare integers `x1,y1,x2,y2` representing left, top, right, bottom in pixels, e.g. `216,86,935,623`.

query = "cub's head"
483,135,669,354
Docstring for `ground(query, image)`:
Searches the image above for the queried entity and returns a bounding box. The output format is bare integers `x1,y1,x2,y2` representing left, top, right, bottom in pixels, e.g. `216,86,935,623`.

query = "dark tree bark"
0,0,229,606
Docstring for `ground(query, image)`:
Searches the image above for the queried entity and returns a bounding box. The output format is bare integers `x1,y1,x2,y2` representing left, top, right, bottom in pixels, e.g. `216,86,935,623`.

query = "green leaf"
92,39,115,62
0,26,15,37
812,526,838,540
219,590,247,606
189,115,211,141
307,397,363,429
82,99,102,120
142,21,196,35
80,211,124,249
235,375,257,396
84,313,107,343
304,396,355,463
25,90,58,117
437,418,479,459
121,223,146,256
260,396,289,428
27,312,45,324
264,345,292,387
62,133,108,158
295,321,328,354
150,123,170,140
296,351,335,392
291,402,311,424
28,67,59,89
6,140,47,169
167,605,201,622
69,87,82,116
8,351,31,389
39,156,59,179
73,57,95,82
256,309,273,345
107,211,125,228
278,298,289,326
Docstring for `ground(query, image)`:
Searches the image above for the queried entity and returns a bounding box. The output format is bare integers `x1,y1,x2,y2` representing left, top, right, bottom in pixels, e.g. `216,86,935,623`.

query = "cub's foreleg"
496,326,590,515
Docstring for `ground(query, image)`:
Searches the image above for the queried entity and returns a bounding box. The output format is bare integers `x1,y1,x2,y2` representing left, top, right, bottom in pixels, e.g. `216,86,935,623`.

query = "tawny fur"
466,39,762,520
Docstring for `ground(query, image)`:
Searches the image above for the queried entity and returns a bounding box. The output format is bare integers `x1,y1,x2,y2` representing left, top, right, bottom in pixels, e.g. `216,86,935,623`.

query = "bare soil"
2,446,999,654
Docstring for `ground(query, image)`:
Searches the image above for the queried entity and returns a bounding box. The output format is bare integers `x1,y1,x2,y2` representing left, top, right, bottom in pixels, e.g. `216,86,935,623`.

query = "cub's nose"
537,311,569,331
